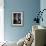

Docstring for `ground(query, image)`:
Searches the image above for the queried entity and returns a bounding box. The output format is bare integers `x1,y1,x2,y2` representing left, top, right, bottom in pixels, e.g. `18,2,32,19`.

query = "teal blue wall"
4,0,40,42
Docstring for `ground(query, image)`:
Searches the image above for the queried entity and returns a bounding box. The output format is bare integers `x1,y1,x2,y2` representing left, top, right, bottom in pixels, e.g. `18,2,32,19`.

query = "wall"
4,0,40,42
0,0,4,42
40,0,46,27
40,0,46,45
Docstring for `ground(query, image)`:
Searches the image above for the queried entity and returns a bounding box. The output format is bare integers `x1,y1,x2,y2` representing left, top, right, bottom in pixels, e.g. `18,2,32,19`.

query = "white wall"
0,0,4,42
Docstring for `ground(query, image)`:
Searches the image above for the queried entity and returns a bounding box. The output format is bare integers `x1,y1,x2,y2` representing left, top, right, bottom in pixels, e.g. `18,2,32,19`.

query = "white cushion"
17,37,25,46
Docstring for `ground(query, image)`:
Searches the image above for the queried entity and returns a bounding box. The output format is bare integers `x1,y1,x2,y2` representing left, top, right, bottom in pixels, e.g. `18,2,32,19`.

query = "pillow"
17,37,25,46
23,32,34,46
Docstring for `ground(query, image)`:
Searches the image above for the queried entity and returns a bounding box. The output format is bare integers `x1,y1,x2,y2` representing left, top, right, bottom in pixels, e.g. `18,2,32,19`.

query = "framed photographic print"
12,11,23,26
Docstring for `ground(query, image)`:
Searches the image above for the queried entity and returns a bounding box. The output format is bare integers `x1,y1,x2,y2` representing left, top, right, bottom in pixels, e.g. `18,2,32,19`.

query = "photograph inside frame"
13,13,21,24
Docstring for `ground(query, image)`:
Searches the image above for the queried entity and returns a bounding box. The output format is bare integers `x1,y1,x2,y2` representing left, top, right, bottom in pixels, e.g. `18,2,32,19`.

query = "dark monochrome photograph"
13,13,21,24
12,12,23,26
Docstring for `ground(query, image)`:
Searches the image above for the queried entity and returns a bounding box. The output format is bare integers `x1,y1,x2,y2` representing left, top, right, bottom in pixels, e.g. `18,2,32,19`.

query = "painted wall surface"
40,0,46,45
0,0,4,42
40,0,46,27
4,0,40,42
